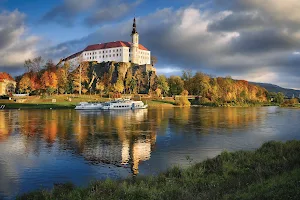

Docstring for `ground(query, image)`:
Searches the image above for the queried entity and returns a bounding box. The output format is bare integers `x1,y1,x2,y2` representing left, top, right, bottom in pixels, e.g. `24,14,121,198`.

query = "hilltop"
251,82,300,98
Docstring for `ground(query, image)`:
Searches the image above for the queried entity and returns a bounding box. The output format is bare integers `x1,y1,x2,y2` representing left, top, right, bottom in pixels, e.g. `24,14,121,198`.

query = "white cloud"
0,10,40,68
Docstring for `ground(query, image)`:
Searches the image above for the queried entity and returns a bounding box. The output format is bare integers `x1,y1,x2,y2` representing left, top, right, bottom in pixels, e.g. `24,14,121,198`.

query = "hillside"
250,82,300,98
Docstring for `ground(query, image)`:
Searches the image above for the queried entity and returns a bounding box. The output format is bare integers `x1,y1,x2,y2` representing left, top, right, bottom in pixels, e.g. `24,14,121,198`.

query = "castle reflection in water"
0,107,265,176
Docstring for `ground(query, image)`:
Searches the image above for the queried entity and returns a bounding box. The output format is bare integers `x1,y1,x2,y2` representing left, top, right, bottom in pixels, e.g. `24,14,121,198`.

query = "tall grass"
18,140,300,200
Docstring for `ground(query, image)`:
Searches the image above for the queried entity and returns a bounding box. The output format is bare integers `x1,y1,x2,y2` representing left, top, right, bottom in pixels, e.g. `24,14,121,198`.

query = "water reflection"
0,107,299,199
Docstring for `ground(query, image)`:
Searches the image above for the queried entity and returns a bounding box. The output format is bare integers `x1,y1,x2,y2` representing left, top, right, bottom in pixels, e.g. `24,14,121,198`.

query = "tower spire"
132,17,137,35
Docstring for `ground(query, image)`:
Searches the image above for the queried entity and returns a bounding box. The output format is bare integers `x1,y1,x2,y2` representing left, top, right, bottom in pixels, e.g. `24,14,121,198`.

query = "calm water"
0,107,300,199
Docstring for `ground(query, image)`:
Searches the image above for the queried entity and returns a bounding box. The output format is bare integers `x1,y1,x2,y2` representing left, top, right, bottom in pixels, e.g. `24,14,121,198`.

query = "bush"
175,96,191,107
282,98,299,107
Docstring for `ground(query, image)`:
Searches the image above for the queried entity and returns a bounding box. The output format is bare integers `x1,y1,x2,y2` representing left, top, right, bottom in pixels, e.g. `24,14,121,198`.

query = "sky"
0,0,300,89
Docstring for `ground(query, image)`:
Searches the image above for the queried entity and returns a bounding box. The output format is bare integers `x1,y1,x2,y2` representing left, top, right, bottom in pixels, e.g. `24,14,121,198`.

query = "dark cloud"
40,0,96,26
208,12,265,32
84,0,142,27
41,0,142,27
0,10,24,49
229,29,300,54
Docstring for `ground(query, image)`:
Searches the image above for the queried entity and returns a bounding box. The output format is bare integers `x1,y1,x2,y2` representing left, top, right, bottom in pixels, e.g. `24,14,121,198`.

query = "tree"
19,75,31,93
96,79,105,97
175,90,191,107
114,79,124,93
72,61,89,95
155,88,162,97
275,92,285,104
41,71,58,95
129,78,137,94
168,76,184,96
157,75,169,97
24,56,44,72
151,56,158,66
56,68,68,94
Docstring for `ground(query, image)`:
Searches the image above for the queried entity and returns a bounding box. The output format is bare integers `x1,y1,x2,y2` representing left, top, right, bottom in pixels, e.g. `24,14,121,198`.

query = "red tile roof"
0,72,15,82
63,41,149,61
84,41,149,51
62,51,83,61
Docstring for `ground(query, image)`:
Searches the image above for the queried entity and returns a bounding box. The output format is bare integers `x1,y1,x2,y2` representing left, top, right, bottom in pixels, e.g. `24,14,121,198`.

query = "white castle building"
63,18,151,66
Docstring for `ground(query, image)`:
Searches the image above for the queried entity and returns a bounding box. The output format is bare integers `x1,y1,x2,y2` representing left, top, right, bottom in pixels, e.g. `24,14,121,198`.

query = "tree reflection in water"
0,107,266,176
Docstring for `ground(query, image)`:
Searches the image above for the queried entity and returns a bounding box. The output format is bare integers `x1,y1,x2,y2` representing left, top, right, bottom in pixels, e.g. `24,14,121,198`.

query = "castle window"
103,56,104,58
109,50,111,53
113,54,115,57
117,54,118,56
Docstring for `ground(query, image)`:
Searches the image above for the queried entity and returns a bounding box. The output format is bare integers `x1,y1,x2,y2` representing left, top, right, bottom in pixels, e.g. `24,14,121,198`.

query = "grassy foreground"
18,140,300,200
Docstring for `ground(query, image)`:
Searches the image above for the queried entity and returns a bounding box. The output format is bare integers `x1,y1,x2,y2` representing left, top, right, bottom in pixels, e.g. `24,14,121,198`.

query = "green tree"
168,76,184,96
275,92,285,104
157,75,169,97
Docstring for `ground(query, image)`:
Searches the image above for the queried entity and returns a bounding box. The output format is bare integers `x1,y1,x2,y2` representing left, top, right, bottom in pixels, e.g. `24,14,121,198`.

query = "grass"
18,140,300,200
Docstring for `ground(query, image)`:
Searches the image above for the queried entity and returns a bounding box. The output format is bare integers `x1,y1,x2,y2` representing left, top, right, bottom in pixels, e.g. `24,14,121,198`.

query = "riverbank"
0,100,175,109
18,140,300,200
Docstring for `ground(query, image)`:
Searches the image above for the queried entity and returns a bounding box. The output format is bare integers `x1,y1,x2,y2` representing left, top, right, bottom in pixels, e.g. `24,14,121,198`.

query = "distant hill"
250,82,300,98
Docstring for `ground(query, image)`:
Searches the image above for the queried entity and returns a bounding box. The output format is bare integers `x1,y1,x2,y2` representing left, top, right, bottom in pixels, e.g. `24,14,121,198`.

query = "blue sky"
0,0,300,89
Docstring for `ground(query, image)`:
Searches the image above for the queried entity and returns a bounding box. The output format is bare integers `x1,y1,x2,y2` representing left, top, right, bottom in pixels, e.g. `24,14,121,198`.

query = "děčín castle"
63,18,155,72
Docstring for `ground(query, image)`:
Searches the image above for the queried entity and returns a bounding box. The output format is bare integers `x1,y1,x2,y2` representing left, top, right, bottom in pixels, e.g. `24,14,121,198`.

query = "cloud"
41,0,142,27
43,1,300,88
84,0,143,27
0,10,39,74
41,0,96,26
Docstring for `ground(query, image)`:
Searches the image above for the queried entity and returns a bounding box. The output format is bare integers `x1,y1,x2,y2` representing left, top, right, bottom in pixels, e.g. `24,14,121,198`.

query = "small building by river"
0,72,16,96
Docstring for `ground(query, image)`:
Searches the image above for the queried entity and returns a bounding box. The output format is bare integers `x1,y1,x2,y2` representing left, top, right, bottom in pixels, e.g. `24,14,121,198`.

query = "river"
0,107,299,199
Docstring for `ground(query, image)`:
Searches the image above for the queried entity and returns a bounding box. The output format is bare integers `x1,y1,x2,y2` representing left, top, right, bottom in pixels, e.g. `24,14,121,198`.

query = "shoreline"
0,100,280,110
18,140,300,200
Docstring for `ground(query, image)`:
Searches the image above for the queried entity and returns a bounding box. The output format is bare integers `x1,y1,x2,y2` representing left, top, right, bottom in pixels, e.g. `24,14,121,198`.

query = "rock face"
91,61,157,94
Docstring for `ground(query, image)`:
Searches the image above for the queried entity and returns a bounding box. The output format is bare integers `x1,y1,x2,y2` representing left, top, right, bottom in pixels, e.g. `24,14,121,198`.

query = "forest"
14,57,270,105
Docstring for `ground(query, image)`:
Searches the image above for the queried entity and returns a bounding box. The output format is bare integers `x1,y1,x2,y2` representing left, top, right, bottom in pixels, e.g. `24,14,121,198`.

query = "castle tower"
130,18,139,64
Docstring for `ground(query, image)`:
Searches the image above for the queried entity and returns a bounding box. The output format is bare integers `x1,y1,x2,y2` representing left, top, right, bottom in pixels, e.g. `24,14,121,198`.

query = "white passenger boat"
75,102,103,110
101,99,148,110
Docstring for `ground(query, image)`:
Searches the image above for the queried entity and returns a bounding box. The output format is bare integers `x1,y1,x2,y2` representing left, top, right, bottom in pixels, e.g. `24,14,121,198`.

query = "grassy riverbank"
18,140,300,200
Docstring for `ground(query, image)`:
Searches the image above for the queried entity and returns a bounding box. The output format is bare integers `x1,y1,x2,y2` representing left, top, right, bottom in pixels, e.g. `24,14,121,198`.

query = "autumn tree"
56,67,68,94
19,75,31,93
72,61,89,95
175,90,191,106
157,75,169,97
96,79,105,97
114,79,124,94
41,71,58,95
